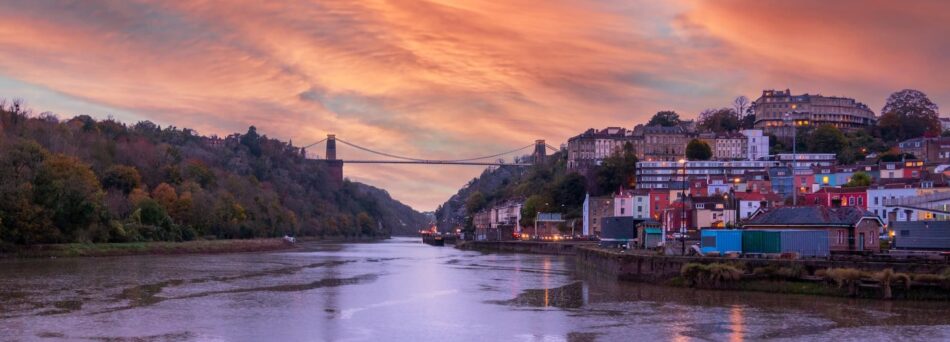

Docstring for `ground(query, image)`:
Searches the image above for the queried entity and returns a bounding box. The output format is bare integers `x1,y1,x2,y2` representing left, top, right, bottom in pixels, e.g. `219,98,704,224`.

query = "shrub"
825,268,866,296
681,262,743,288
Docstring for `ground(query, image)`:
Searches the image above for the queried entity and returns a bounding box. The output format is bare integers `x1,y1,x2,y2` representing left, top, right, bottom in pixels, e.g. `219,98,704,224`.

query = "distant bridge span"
342,160,532,166
302,134,557,184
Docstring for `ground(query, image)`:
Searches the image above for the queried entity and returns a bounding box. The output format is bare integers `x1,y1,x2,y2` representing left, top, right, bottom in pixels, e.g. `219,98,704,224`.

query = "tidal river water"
1,238,949,341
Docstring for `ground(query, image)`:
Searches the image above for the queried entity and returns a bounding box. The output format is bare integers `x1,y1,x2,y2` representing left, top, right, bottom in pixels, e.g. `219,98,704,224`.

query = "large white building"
753,89,876,139
636,160,780,190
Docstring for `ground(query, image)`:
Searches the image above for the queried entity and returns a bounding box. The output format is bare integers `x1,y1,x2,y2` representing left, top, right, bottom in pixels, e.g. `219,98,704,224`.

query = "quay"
457,240,950,300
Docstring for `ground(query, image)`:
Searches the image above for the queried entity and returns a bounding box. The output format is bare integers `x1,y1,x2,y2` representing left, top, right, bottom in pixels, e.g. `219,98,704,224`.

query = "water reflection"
0,238,947,341
730,305,745,342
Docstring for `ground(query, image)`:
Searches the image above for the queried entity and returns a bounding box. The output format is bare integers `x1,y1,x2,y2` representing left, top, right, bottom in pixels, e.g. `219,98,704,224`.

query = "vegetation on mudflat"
678,261,950,300
0,100,427,247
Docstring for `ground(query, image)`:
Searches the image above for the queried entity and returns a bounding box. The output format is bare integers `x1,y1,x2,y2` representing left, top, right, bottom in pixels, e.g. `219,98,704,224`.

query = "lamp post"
679,158,687,256
784,112,797,206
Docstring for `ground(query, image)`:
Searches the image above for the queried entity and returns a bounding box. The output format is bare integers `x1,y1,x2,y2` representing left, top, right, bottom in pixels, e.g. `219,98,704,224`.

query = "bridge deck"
340,160,531,166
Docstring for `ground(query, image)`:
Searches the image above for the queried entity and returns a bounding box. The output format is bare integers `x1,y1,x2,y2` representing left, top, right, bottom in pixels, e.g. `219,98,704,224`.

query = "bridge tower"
326,134,337,160
325,134,343,187
533,139,546,164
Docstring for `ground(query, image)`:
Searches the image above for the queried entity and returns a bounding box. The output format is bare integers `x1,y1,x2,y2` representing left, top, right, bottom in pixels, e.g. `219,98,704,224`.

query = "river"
1,237,948,341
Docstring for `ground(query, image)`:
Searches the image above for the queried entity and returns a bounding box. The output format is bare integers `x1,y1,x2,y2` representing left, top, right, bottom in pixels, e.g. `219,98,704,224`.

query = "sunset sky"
0,0,948,210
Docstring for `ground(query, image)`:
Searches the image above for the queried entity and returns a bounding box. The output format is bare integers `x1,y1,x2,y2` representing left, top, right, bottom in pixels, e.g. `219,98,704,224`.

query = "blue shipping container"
700,230,742,254
777,230,829,257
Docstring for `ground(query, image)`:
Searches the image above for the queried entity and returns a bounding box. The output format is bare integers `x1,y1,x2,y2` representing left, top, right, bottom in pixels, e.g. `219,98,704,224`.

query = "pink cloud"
0,0,946,209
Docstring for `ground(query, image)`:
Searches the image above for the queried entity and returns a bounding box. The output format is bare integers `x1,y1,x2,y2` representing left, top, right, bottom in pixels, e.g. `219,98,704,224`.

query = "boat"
422,233,445,246
420,225,446,246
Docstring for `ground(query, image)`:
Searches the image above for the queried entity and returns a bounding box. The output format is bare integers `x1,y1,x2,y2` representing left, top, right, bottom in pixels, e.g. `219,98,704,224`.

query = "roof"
732,192,766,201
567,127,632,141
811,186,868,194
745,206,879,227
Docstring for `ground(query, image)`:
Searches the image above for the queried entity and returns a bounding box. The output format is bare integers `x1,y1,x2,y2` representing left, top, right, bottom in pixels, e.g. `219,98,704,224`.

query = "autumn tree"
698,108,740,133
32,154,104,240
878,89,941,142
101,165,142,194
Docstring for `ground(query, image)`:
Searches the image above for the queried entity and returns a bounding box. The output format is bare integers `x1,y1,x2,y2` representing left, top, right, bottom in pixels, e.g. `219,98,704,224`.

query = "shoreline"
0,236,391,259
1,239,297,258
457,240,950,301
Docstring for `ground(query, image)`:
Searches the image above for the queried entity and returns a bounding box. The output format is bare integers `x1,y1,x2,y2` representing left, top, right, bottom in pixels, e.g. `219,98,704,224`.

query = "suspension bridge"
301,134,559,184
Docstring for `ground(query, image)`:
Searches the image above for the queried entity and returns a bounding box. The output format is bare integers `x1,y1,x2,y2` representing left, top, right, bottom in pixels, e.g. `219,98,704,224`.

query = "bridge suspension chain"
300,138,328,149
334,137,537,163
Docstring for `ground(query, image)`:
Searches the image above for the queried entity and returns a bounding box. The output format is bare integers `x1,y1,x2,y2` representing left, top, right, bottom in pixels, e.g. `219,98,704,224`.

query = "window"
874,197,879,205
858,197,863,206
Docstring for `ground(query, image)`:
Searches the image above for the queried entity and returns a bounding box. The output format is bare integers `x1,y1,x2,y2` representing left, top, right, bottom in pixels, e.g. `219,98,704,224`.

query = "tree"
733,96,750,118
686,139,712,161
878,89,941,142
647,111,681,127
357,212,375,236
552,173,587,212
151,183,179,216
241,126,262,156
698,108,740,133
101,165,142,194
845,172,872,187
464,191,487,215
32,154,104,239
595,142,637,194
806,125,847,154
520,194,551,227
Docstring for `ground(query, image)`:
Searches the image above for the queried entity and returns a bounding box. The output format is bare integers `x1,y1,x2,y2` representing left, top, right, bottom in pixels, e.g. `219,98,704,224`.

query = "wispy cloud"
0,0,946,209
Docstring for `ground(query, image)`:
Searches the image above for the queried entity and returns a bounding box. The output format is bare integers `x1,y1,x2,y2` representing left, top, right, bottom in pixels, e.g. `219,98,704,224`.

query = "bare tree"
733,96,750,117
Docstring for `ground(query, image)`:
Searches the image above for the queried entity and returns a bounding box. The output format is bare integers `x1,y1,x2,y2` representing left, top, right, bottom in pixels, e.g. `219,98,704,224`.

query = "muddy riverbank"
0,238,296,258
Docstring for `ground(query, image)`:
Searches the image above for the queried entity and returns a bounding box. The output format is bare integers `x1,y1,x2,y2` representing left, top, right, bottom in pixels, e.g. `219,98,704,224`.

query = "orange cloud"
0,0,946,209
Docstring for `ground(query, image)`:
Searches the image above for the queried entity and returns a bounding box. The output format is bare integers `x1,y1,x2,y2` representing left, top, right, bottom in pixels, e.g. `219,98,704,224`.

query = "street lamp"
783,112,797,206
679,158,687,256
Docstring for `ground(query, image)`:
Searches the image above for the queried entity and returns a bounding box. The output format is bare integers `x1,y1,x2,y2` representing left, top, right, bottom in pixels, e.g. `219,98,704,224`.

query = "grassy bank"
1,238,297,258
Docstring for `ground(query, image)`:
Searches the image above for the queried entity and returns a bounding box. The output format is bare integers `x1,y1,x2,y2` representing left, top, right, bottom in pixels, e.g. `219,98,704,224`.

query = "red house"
802,187,868,209
661,201,693,239
689,178,709,197
648,189,670,220
793,168,816,194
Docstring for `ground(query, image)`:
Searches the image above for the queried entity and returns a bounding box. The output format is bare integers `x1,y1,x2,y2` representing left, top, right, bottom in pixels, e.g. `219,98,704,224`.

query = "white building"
614,189,650,219
867,186,918,226
775,153,836,168
489,200,524,233
741,129,769,161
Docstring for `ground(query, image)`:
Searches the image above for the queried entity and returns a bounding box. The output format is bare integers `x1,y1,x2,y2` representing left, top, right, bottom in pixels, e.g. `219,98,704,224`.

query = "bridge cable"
300,138,328,149
334,138,536,163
